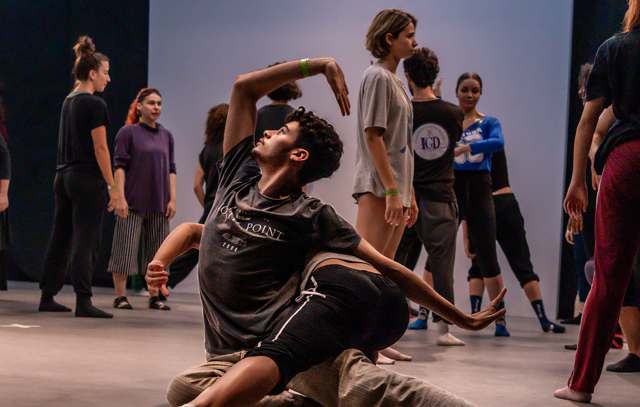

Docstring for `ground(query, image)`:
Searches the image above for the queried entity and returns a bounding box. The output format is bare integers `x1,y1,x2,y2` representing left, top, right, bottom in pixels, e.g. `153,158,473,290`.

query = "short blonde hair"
623,0,640,32
365,9,417,59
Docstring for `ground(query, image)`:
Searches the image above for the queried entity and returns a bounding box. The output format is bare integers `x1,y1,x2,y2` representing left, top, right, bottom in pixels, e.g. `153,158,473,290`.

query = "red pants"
569,138,640,393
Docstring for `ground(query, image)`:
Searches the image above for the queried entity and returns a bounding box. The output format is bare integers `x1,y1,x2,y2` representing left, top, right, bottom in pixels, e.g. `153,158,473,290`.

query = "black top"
198,137,361,354
411,99,463,202
199,141,224,214
587,29,640,173
56,91,109,174
490,149,510,191
0,135,10,180
254,104,294,142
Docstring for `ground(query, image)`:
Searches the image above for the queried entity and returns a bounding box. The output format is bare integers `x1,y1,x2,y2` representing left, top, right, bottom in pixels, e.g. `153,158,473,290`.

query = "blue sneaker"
408,318,428,330
494,323,511,337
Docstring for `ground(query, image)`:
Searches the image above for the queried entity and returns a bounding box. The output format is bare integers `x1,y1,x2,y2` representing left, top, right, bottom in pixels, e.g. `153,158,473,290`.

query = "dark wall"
0,0,149,285
558,0,627,318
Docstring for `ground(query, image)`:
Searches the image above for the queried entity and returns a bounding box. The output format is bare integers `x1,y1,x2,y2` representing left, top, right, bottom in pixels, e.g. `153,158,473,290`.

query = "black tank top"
490,149,510,192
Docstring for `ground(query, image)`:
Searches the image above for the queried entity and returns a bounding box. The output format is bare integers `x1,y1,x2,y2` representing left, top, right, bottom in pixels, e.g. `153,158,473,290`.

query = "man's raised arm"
223,58,350,155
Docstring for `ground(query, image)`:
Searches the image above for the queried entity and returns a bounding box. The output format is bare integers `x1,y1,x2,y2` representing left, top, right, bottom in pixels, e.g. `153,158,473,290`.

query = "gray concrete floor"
1,282,638,407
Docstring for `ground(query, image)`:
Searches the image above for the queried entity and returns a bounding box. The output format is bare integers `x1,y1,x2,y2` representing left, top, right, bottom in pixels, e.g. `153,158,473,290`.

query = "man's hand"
454,144,471,157
406,191,419,227
323,59,350,116
146,259,169,297
458,288,507,330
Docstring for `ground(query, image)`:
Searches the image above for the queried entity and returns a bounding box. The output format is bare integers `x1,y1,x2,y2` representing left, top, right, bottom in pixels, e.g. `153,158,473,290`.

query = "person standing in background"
454,72,510,337
352,8,419,363
168,104,228,289
39,36,122,318
108,88,176,311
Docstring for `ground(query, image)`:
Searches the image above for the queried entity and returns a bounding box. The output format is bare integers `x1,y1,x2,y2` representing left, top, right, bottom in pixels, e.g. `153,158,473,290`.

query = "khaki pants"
166,349,476,407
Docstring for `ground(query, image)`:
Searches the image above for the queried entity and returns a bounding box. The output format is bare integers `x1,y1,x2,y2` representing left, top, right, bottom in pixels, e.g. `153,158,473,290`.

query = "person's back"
591,29,640,172
412,99,462,202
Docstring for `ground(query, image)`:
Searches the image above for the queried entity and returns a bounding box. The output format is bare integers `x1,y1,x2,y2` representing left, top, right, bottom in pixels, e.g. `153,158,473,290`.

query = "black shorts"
245,264,408,393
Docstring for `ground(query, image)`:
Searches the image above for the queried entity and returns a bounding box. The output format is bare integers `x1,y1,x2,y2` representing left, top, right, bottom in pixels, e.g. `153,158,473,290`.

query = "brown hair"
125,88,162,125
365,9,417,59
72,36,109,81
403,47,439,88
205,103,229,145
267,62,302,102
624,0,640,32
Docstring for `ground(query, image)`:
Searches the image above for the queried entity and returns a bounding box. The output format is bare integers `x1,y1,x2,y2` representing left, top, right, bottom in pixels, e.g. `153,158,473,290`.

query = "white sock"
436,322,465,346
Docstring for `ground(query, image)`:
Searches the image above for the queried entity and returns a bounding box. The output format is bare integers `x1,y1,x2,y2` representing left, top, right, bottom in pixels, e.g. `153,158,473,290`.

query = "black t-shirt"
56,91,109,174
254,104,294,142
411,99,463,202
490,149,510,191
198,137,361,355
199,141,224,215
587,29,640,173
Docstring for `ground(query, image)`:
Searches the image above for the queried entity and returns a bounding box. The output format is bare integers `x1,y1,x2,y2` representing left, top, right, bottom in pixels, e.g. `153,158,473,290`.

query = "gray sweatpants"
166,349,476,407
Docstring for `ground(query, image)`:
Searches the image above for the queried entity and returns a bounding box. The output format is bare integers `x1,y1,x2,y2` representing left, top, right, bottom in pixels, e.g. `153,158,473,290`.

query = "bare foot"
553,386,592,403
375,353,396,365
380,346,413,361
436,333,466,346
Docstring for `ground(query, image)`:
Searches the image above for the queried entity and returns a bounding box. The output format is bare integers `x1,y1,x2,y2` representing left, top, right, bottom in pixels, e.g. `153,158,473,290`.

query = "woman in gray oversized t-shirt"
353,9,418,363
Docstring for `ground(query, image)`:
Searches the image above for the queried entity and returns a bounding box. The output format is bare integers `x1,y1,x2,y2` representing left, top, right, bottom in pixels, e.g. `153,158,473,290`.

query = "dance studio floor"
1,282,638,407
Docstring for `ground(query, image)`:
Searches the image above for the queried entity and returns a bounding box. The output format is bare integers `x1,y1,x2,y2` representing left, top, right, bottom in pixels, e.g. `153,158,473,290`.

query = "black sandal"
149,296,171,311
113,296,133,310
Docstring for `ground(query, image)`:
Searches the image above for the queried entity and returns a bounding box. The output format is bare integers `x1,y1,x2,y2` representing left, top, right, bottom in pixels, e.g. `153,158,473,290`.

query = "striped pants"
108,211,169,276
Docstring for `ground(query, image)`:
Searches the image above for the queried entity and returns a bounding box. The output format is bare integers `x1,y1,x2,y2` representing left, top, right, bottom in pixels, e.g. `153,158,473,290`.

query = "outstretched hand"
323,59,350,116
458,288,507,331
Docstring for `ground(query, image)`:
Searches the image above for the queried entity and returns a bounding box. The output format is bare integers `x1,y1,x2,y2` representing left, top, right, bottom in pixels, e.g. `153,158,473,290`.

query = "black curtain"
557,0,627,318
0,0,149,286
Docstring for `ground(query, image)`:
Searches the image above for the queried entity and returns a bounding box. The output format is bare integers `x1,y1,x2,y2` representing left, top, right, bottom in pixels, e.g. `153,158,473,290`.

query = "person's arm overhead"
223,58,350,156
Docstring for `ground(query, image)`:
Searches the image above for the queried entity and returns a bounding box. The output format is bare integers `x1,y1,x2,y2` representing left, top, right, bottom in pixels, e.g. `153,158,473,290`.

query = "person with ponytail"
555,0,640,402
39,36,121,318
107,88,176,310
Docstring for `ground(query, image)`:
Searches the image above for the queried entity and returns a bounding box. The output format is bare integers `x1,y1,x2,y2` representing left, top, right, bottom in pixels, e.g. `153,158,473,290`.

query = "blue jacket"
454,116,504,172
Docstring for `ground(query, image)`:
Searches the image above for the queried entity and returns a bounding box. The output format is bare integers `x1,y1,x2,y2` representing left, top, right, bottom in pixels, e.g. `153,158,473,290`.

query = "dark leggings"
246,264,408,393
40,170,106,297
468,193,539,287
454,171,501,278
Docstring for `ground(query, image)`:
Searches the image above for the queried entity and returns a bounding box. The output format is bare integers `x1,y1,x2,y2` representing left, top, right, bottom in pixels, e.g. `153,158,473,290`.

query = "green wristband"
384,188,400,197
299,58,311,78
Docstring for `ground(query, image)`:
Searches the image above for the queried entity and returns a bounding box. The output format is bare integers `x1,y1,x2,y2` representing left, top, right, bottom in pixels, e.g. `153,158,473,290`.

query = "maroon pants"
569,139,640,393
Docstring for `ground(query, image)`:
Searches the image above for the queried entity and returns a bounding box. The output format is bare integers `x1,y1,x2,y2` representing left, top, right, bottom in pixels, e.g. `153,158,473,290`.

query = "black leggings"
40,170,107,297
246,264,408,393
454,171,501,278
468,193,539,286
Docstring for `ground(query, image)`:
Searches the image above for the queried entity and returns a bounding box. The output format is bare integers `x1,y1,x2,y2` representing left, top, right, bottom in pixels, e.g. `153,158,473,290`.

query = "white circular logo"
413,123,449,160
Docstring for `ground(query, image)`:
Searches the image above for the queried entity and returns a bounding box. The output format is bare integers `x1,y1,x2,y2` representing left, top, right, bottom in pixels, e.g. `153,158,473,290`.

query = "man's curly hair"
403,47,439,88
286,107,343,185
